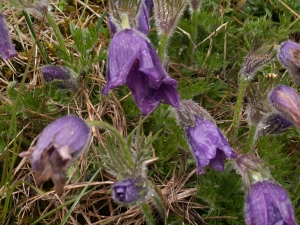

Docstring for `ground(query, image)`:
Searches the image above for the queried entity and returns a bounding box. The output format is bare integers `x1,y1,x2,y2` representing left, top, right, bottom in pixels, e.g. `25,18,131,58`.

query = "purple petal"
137,4,150,35
0,13,18,60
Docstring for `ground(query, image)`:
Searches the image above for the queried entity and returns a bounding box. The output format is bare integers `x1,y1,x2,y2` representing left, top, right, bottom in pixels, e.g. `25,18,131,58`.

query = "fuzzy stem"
87,121,134,168
231,77,247,143
45,11,68,55
141,202,155,225
188,10,198,66
157,33,169,64
244,124,257,153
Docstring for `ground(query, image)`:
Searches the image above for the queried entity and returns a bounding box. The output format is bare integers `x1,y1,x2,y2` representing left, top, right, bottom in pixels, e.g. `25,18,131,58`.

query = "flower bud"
257,112,293,137
112,176,149,205
241,44,275,80
278,40,300,86
175,100,238,174
269,85,300,130
153,0,187,36
41,65,79,91
19,115,92,194
188,0,203,12
0,14,18,60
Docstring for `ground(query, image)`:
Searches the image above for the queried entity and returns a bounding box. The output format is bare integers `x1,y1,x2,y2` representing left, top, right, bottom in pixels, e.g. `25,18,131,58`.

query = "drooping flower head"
278,40,300,86
9,0,48,18
269,85,300,130
19,115,92,194
41,65,79,90
175,100,238,174
0,13,18,60
153,0,187,36
241,43,276,80
236,154,297,225
102,29,180,115
112,176,149,205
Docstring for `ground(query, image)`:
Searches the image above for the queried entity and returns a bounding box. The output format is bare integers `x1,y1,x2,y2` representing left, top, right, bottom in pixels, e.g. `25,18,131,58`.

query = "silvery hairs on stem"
153,0,187,36
109,0,142,30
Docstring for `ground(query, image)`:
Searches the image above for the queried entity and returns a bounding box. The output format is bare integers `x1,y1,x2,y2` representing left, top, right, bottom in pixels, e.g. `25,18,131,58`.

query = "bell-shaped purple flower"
236,154,297,225
102,29,180,115
278,40,300,85
41,65,79,90
245,180,297,225
175,100,238,174
19,115,92,194
0,13,18,60
269,85,300,130
112,176,149,205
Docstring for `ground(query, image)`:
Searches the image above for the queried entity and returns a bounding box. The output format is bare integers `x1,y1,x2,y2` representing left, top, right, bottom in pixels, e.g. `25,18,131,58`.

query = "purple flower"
245,180,297,225
19,115,92,194
278,40,300,85
112,176,149,205
0,13,18,60
269,85,300,130
175,100,238,174
41,65,79,90
102,29,180,115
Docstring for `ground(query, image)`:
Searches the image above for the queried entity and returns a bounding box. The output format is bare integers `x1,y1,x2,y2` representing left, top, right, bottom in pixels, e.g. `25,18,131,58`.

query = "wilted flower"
175,100,238,174
269,85,300,130
278,40,300,86
188,0,203,11
102,28,180,115
0,14,18,60
112,176,149,205
9,0,48,17
241,44,275,80
153,0,187,36
19,115,92,194
257,112,293,137
41,65,79,90
236,154,297,225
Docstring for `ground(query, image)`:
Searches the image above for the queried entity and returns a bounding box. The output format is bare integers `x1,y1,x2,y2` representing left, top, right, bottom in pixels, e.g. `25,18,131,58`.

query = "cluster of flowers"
2,0,300,224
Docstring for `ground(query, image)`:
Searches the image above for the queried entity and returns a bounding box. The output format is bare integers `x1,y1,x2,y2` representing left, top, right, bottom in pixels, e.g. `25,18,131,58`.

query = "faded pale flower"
112,176,149,205
19,115,92,194
41,65,79,90
153,0,187,36
102,29,180,115
175,100,238,174
236,154,297,225
10,0,48,17
278,40,300,86
269,85,300,130
0,14,18,60
241,44,275,80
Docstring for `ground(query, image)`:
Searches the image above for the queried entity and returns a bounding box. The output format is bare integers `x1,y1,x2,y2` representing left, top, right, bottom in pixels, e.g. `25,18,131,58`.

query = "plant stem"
45,11,68,55
188,10,198,66
231,77,247,143
244,124,257,153
141,202,155,225
157,34,169,64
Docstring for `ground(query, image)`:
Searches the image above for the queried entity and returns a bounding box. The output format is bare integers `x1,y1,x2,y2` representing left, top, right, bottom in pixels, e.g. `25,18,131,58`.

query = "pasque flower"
236,154,297,225
102,28,180,115
175,100,238,174
0,13,18,60
41,65,79,90
19,115,92,194
112,176,149,205
269,85,300,130
278,40,300,86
